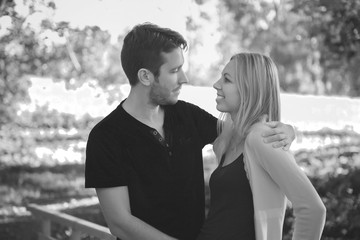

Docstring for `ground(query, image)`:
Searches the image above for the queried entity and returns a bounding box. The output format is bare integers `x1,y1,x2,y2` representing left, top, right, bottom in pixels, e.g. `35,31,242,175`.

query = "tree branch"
64,29,82,72
0,0,8,17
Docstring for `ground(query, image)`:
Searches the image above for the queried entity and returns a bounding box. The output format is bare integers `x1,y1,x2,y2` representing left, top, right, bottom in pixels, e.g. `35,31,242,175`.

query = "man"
85,23,295,240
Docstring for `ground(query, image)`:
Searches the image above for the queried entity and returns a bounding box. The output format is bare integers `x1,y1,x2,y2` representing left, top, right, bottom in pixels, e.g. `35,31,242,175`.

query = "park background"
1,0,360,239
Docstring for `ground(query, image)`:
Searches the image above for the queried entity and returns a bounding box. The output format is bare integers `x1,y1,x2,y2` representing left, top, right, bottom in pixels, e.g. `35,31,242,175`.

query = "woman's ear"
138,68,153,86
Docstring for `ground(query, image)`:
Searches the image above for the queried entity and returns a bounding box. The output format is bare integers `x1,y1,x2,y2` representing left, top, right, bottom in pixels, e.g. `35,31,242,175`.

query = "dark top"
85,100,217,240
196,154,256,240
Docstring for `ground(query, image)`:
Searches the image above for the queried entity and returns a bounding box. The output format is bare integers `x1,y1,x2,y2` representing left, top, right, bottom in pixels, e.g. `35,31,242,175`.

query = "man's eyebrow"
171,64,183,70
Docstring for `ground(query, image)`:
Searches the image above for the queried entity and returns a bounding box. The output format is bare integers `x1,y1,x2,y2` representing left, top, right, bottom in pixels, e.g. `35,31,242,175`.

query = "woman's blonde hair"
213,52,281,160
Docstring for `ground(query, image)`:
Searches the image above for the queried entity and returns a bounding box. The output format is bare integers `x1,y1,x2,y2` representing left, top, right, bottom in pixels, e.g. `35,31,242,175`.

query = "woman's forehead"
223,59,236,74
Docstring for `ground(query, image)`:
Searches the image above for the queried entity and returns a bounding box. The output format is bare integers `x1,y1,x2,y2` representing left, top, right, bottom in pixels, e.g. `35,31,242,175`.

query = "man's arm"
262,121,296,150
96,186,177,240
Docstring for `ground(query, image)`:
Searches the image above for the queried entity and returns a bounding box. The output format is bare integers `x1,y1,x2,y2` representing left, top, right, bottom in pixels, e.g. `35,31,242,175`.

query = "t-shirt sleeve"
184,102,218,146
85,127,131,188
246,125,326,240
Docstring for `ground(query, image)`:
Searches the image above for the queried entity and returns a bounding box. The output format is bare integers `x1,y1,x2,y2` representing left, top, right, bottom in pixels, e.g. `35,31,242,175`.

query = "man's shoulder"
171,100,209,114
167,100,216,123
89,105,126,136
173,100,197,108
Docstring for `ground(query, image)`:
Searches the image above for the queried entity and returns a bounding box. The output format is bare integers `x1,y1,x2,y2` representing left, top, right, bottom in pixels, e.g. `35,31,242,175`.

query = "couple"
85,23,326,240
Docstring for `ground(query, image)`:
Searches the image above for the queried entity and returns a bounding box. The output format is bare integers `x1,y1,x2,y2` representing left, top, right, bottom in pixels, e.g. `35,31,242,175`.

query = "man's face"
149,48,188,105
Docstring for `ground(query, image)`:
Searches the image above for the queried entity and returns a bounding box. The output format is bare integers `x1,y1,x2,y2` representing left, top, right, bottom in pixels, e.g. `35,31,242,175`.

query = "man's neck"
122,88,164,130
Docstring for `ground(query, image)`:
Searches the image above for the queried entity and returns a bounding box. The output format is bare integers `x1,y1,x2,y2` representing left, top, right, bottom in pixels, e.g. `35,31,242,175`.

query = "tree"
217,0,324,94
0,0,125,126
185,0,224,86
202,0,360,96
292,0,360,96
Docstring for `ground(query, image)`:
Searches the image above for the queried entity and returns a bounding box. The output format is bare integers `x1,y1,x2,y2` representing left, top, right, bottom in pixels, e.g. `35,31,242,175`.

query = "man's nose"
179,70,189,84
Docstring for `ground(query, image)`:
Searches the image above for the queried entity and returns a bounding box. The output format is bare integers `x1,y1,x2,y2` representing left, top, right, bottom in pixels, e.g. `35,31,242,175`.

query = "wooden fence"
27,204,116,240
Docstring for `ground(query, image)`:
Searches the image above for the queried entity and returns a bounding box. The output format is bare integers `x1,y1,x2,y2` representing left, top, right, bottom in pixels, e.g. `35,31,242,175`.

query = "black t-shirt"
85,100,217,240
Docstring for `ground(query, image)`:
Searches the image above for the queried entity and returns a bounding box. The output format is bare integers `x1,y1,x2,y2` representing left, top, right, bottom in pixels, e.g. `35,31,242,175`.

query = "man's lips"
174,86,182,92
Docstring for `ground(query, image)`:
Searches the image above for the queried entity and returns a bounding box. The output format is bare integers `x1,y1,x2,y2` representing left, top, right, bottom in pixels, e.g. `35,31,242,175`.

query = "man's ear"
138,68,153,86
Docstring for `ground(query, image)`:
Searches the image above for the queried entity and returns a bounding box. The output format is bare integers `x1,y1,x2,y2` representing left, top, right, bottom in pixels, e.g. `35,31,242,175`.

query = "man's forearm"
263,121,296,150
108,214,177,240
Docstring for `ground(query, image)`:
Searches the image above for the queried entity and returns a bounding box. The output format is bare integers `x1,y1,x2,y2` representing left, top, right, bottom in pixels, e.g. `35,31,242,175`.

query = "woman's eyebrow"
224,73,232,78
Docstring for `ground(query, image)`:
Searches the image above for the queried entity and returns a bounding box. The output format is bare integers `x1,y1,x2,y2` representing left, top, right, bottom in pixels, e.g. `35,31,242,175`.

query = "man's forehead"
161,48,184,67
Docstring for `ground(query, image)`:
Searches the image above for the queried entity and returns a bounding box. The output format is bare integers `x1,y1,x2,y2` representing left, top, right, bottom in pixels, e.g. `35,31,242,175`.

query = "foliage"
0,164,91,206
0,105,100,167
185,0,224,86
283,163,360,240
1,0,360,127
1,122,360,239
217,0,319,94
281,129,360,239
1,0,360,238
0,0,124,126
292,0,360,61
213,0,360,96
292,0,360,96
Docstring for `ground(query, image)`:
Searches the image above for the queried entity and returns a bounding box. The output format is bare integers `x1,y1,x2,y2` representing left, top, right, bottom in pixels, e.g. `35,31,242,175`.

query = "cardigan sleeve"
246,124,326,240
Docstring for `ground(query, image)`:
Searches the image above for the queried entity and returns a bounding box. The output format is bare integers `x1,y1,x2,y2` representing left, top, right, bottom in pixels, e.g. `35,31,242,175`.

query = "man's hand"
262,121,296,150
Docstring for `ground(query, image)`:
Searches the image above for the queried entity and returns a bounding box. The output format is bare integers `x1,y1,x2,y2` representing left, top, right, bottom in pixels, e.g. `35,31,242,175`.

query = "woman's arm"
247,125,326,240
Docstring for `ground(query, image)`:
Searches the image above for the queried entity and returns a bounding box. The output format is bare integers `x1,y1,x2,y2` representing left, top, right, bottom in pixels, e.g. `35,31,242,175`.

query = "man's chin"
164,98,178,105
154,96,179,106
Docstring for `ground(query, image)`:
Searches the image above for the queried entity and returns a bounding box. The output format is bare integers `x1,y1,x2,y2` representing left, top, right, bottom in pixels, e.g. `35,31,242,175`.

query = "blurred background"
0,0,360,239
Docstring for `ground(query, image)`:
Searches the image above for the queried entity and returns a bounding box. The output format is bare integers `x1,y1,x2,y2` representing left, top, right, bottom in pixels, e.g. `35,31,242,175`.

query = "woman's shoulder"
245,122,292,163
246,122,271,144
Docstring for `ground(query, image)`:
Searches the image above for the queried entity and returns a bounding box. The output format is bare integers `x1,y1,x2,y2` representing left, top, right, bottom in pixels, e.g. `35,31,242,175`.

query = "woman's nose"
213,79,220,90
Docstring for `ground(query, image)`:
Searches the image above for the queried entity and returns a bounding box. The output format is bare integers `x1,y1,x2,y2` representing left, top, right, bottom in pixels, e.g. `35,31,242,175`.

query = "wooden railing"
27,203,116,240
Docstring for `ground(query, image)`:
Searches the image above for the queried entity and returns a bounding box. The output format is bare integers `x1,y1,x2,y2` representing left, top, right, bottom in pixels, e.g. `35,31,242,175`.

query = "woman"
197,53,326,240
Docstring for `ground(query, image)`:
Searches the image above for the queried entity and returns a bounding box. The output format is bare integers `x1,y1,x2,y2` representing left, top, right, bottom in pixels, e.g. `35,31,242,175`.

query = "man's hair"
120,22,188,86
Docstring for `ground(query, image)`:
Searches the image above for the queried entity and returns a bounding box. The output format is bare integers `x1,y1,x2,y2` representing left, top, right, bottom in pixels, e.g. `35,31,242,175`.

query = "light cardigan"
243,123,326,240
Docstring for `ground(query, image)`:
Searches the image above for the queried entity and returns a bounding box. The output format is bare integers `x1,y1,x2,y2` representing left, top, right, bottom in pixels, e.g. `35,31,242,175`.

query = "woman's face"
213,59,241,116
